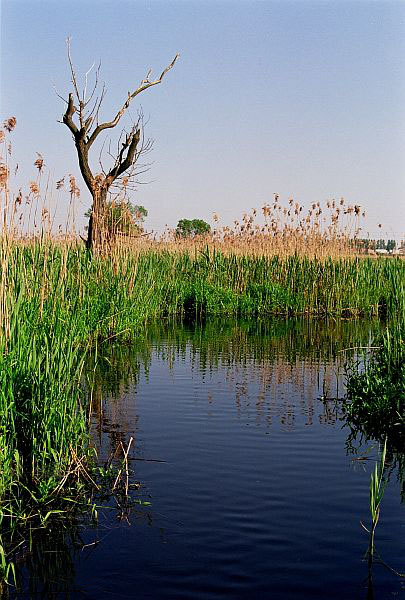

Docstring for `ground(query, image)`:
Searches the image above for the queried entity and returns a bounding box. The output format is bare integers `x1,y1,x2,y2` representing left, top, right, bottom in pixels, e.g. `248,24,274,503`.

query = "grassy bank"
0,239,404,581
5,244,404,331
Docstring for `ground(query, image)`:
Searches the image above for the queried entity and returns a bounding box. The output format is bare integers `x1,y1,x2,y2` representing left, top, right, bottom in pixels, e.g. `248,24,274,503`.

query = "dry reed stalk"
112,437,133,493
97,196,366,261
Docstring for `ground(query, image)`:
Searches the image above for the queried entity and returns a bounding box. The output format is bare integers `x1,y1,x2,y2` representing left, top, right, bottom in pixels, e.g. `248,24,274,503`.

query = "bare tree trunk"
86,187,108,250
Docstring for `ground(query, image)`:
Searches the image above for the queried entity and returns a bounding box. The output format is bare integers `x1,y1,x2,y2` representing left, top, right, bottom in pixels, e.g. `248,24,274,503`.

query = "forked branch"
87,53,179,148
63,93,79,136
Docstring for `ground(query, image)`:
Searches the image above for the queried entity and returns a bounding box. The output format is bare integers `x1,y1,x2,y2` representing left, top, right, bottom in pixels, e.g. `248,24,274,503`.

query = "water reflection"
10,317,405,600
88,318,380,459
7,513,87,599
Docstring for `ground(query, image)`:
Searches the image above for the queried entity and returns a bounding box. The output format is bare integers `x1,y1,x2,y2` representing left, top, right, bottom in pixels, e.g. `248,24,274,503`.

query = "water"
14,319,405,599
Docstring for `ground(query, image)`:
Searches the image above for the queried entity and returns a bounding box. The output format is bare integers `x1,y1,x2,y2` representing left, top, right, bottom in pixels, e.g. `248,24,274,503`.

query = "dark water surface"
17,320,405,599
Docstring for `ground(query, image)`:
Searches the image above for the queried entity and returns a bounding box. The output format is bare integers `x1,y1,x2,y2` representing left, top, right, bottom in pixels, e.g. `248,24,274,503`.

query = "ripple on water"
17,320,404,600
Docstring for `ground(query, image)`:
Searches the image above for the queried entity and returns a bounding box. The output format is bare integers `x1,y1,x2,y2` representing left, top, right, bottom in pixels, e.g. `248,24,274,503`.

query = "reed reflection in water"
13,317,405,600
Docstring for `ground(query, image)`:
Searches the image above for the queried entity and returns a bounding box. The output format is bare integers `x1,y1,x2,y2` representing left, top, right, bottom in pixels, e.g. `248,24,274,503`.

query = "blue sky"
1,0,404,239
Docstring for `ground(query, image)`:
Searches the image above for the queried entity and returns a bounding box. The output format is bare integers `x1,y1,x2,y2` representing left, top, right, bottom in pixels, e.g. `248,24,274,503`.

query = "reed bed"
1,241,403,579
0,117,377,260
144,193,366,259
1,118,404,582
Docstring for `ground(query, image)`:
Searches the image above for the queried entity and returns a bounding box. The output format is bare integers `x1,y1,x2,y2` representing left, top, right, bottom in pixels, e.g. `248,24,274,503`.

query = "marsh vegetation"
0,118,404,596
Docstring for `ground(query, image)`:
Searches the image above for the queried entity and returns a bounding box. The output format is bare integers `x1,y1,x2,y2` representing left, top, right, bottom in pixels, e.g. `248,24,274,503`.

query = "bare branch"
53,83,68,104
92,84,107,129
83,61,95,103
103,126,140,184
66,38,81,106
84,62,101,110
63,93,79,135
87,53,179,148
98,136,108,174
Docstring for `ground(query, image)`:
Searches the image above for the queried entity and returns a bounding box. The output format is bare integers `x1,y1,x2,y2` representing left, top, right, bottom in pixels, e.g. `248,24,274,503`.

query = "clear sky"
1,0,404,239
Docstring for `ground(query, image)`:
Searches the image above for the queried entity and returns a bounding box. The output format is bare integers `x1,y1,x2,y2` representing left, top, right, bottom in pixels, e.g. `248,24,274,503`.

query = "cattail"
0,131,5,143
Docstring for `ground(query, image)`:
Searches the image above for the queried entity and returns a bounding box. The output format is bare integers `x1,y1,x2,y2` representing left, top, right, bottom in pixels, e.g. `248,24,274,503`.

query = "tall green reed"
367,439,388,569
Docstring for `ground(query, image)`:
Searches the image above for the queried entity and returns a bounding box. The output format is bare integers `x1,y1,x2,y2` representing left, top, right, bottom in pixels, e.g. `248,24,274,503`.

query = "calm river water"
15,319,405,599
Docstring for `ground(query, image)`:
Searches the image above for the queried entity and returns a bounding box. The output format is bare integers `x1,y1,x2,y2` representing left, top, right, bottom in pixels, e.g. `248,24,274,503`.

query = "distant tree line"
358,239,396,252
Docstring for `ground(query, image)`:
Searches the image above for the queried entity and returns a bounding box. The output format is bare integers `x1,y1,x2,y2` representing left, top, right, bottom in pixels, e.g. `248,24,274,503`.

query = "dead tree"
60,40,178,250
